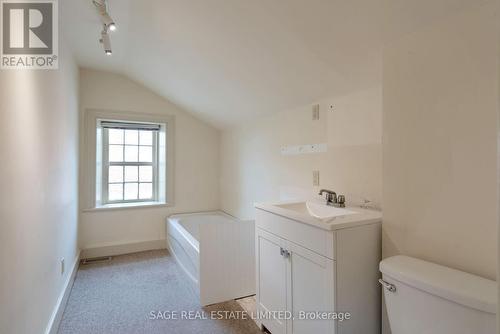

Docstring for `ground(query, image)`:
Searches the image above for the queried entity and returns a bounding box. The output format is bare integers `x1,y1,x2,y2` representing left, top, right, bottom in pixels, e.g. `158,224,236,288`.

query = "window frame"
82,109,175,211
101,126,160,205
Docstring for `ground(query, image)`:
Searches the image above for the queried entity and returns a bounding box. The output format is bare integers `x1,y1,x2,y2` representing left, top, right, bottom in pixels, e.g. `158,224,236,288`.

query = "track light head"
101,12,116,31
93,0,117,32
100,29,112,55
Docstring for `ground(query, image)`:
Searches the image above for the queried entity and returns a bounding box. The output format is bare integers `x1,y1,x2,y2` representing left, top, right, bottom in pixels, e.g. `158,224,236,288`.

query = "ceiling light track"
92,0,117,55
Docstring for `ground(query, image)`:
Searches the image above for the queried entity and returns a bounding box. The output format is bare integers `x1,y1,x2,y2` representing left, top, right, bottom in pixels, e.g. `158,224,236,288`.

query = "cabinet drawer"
255,208,335,260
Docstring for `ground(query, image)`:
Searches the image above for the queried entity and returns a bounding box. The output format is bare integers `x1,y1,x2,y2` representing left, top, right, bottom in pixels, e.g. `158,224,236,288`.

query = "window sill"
83,201,171,212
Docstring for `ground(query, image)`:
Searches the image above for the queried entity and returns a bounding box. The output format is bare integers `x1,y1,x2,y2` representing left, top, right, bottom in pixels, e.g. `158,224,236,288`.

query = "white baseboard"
45,250,81,334
81,239,167,259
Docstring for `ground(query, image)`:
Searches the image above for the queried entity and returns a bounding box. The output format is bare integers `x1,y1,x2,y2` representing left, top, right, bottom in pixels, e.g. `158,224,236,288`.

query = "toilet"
380,256,496,334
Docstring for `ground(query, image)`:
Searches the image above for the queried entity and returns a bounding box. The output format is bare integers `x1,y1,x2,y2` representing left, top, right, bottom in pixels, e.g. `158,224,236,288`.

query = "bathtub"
166,211,255,306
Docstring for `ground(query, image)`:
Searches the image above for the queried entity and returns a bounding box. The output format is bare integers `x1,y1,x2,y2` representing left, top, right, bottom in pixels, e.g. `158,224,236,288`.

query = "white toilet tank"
380,256,496,334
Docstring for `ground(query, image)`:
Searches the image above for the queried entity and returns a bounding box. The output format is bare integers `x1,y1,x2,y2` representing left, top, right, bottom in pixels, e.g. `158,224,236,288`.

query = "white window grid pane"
139,130,153,146
124,166,139,182
108,129,124,144
102,128,159,204
124,145,139,162
139,182,153,199
139,166,153,182
109,145,124,162
139,146,153,162
124,182,139,200
108,166,124,183
125,130,139,145
108,183,124,201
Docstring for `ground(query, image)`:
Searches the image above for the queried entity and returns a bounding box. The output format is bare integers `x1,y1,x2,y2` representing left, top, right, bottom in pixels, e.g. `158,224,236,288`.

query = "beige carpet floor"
58,250,261,334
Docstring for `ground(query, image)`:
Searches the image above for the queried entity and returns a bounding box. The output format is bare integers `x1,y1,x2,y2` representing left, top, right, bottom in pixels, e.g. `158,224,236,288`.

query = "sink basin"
276,201,358,222
306,202,358,220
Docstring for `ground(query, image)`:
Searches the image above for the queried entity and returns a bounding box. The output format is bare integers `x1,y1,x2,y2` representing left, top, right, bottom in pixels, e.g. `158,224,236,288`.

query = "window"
101,121,160,204
83,110,174,211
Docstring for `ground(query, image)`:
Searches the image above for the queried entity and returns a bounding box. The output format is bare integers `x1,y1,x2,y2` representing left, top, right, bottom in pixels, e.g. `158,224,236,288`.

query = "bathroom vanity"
254,200,382,334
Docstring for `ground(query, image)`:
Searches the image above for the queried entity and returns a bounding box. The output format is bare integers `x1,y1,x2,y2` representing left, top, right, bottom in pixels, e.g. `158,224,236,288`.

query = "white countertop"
255,200,382,231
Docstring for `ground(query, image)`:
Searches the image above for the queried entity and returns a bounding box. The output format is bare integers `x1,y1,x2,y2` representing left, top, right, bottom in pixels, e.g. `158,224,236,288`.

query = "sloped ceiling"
62,0,382,128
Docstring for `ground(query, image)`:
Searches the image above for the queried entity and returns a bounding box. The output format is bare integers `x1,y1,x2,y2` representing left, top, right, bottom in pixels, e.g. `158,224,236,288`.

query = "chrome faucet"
318,189,337,206
318,189,346,208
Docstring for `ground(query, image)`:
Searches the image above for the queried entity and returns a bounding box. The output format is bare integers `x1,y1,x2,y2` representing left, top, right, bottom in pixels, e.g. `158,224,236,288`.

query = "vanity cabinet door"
287,241,336,334
256,229,288,334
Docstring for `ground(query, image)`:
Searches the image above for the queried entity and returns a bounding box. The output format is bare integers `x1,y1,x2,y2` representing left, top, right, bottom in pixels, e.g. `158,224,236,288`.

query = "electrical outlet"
60,258,65,275
313,171,320,186
312,104,320,120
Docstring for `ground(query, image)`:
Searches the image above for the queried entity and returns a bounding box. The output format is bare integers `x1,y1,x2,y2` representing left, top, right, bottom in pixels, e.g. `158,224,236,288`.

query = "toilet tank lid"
380,256,497,314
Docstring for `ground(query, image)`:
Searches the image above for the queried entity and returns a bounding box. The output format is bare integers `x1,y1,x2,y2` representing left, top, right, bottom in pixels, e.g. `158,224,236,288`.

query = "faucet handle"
360,198,372,209
337,195,346,207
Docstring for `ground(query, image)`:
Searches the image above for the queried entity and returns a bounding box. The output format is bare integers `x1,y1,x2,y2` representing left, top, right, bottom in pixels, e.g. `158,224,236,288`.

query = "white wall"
382,3,498,332
0,47,80,333
497,2,500,330
220,85,382,220
79,69,220,254
382,0,498,281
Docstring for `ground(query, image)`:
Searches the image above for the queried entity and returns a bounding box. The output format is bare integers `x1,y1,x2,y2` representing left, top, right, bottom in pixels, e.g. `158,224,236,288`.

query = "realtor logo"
1,0,58,69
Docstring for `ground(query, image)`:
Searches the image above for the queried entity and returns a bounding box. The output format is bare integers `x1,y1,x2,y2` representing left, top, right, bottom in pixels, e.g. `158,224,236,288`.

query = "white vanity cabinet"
255,206,382,334
256,229,288,334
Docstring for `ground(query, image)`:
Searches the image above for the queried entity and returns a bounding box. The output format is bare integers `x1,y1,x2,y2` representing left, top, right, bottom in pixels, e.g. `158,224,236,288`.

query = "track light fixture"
92,0,116,55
